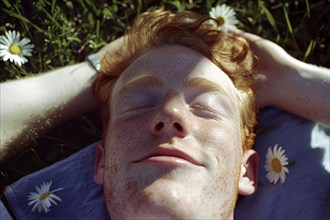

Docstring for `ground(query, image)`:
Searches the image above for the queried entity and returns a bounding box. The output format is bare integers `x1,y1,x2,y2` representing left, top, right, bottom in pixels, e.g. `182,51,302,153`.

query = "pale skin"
0,62,97,161
228,28,330,125
2,31,329,162
93,45,257,219
1,30,327,162
0,37,123,162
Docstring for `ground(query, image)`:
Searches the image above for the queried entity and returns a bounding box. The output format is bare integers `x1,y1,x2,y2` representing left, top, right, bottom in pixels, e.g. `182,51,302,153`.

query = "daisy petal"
0,30,34,66
27,181,63,213
264,144,290,184
209,4,239,31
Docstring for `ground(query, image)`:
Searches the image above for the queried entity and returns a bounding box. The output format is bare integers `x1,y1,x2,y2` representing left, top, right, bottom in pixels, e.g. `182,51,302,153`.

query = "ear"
238,149,259,195
93,144,105,185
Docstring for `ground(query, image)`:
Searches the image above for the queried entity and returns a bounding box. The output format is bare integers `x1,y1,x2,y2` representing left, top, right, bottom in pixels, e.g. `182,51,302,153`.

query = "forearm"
230,28,329,126
263,61,330,126
0,61,98,162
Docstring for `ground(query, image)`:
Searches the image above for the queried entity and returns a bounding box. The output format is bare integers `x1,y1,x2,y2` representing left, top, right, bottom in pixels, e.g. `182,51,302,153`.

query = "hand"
228,27,299,108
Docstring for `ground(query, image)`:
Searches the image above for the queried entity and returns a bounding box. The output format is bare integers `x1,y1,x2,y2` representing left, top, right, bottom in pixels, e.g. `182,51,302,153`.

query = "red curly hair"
94,9,257,151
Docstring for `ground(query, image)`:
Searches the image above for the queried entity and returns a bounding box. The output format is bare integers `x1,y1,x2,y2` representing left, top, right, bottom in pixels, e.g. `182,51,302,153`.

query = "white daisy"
0,30,34,66
264,144,289,184
27,181,63,213
209,4,239,31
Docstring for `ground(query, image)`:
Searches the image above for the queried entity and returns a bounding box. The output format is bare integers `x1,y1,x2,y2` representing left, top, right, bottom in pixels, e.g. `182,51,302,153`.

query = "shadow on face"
94,45,258,219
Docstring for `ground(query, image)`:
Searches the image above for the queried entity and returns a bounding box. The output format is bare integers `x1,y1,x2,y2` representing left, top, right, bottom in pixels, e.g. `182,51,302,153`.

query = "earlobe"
93,144,105,185
238,149,259,196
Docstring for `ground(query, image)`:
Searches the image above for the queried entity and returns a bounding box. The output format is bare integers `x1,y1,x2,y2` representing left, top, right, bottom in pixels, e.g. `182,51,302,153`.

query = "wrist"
86,53,102,72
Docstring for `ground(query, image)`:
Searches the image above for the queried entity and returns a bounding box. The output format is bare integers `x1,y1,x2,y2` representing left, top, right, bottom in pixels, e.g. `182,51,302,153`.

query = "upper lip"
132,146,204,167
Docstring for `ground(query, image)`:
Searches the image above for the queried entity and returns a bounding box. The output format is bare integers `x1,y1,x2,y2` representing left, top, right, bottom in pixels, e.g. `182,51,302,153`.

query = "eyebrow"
184,77,236,109
184,77,229,95
118,75,164,95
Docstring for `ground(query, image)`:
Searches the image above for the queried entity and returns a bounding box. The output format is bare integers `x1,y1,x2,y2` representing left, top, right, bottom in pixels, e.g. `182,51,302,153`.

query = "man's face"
96,45,246,219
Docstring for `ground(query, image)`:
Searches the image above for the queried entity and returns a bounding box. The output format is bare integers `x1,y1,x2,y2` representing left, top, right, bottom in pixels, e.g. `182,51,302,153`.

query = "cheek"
103,118,151,216
201,119,242,175
104,117,145,173
106,117,149,156
195,122,242,217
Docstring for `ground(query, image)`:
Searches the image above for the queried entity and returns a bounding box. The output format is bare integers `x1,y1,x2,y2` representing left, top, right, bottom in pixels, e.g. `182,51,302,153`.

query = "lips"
132,147,203,167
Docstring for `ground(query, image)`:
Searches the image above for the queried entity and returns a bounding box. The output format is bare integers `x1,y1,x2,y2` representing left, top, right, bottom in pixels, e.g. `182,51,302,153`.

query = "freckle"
140,190,153,197
126,180,137,191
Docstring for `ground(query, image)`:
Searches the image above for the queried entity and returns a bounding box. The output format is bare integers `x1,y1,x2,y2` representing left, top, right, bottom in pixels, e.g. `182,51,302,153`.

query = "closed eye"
191,103,212,111
123,105,155,114
190,103,219,119
115,87,160,118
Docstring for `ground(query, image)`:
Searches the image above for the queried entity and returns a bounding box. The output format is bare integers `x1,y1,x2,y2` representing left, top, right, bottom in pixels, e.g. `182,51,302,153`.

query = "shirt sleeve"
0,199,13,220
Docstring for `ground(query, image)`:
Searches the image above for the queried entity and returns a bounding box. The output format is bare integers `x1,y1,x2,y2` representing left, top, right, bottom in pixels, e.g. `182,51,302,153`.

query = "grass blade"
304,39,315,60
2,8,44,32
283,4,293,35
260,2,278,33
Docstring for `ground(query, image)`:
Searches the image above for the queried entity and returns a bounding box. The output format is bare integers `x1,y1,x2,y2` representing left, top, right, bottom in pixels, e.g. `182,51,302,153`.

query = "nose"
149,92,188,138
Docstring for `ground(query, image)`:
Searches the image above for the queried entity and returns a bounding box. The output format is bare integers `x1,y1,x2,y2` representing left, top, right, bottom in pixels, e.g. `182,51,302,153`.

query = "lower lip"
138,156,199,167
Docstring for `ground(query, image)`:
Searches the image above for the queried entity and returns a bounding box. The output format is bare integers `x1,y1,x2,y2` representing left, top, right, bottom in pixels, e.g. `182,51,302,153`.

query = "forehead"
112,45,238,98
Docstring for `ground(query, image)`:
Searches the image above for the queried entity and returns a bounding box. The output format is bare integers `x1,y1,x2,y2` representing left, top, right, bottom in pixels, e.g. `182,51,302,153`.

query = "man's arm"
0,37,124,162
230,28,330,126
259,60,329,127
0,62,97,162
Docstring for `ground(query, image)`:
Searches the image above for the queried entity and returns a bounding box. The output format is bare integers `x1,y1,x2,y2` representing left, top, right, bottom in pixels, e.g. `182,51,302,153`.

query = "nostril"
155,122,164,131
173,122,183,132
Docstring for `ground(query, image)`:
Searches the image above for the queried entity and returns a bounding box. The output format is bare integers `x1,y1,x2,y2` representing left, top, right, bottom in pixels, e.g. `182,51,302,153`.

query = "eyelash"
191,103,217,115
123,105,155,114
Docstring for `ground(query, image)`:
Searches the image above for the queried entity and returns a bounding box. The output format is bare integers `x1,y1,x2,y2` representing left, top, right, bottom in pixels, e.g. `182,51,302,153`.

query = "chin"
108,185,194,219
107,197,185,219
125,207,182,219
107,191,233,220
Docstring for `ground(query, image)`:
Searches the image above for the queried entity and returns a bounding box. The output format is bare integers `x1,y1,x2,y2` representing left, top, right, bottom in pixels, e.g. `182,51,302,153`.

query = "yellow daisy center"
216,16,225,26
271,158,282,173
40,192,51,200
9,43,22,55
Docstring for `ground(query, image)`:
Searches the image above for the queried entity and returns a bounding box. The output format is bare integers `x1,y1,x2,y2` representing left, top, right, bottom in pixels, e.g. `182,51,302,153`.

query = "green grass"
1,0,329,196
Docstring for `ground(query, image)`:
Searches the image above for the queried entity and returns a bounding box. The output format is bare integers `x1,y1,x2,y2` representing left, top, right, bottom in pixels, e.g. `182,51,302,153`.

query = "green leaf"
260,2,278,33
305,0,310,18
2,8,44,32
88,12,95,28
283,4,293,35
304,39,315,60
96,20,100,39
2,0,11,8
102,8,113,18
67,36,81,43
